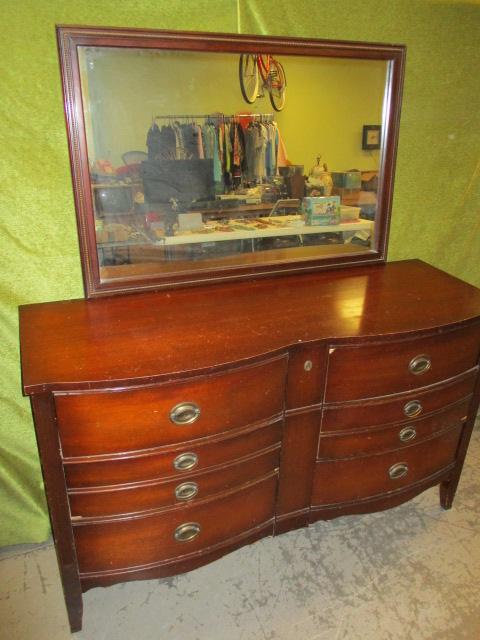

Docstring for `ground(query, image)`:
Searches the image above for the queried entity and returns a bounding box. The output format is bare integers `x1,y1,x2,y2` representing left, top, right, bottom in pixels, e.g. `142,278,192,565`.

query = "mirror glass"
58,28,404,296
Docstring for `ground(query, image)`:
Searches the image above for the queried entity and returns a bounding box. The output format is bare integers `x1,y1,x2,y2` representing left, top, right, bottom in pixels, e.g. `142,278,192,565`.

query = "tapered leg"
31,394,84,632
439,382,480,510
439,478,458,510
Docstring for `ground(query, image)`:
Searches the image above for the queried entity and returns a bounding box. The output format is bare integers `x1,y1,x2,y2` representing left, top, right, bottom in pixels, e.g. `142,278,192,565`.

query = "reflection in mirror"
78,46,386,277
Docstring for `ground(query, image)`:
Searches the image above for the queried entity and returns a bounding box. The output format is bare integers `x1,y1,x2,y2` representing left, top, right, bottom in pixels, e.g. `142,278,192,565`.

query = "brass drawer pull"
174,522,201,542
389,463,409,480
399,426,417,443
409,354,431,375
170,402,201,425
173,452,198,471
404,400,422,418
175,482,199,501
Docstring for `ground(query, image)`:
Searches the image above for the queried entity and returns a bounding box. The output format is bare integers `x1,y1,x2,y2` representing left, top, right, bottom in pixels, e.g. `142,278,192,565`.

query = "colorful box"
302,196,340,225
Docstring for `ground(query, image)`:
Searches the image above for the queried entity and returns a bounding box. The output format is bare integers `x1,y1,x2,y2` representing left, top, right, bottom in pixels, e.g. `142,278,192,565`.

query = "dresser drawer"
56,355,287,457
321,370,476,433
325,324,480,402
318,398,469,460
73,473,277,575
312,424,462,507
64,420,282,489
69,447,280,518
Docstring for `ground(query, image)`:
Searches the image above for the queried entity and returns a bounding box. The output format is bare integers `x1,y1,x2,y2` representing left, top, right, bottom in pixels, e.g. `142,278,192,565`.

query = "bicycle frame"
257,54,271,82
239,52,287,111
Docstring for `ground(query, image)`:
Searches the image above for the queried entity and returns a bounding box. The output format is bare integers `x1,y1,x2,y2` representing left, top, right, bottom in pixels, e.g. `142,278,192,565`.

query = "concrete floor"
2,419,480,640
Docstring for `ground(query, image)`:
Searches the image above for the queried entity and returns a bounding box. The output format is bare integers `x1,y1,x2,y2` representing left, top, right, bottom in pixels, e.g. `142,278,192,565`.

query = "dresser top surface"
19,260,480,393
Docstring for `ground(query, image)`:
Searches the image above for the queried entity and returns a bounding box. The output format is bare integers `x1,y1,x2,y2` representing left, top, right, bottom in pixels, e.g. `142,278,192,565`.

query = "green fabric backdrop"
0,0,479,546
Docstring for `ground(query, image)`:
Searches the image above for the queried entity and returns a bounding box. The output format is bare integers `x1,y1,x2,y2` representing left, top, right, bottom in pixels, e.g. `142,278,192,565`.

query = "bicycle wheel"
268,60,286,111
239,54,259,104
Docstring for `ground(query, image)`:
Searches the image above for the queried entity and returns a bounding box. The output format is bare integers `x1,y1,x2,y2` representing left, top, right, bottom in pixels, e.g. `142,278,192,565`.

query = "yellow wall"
276,56,385,171
83,47,385,172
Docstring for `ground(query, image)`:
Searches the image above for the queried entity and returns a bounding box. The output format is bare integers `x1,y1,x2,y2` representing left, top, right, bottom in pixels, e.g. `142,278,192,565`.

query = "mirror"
57,27,405,297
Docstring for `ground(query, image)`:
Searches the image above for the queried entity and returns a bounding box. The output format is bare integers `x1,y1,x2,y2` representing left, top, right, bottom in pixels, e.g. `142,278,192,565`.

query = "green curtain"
1,0,479,546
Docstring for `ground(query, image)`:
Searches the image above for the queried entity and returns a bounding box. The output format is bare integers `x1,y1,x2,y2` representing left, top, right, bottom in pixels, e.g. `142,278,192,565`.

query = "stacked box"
302,196,340,225
332,171,361,189
340,205,361,222
332,187,361,206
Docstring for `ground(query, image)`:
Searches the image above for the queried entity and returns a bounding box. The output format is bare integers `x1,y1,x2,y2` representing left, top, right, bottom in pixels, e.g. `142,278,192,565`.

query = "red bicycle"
239,54,287,111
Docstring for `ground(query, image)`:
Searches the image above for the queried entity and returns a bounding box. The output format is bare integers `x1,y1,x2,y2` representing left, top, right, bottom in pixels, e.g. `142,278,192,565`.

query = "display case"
57,26,405,297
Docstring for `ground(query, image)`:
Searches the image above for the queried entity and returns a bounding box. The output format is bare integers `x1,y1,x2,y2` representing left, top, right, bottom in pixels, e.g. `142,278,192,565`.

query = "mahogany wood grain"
19,261,480,633
64,420,282,488
311,423,463,507
309,467,452,522
318,398,470,460
80,522,273,590
440,366,480,508
68,447,279,518
321,369,476,432
55,355,287,457
30,394,83,633
276,411,322,522
285,346,327,409
73,473,277,575
19,261,480,394
325,324,480,401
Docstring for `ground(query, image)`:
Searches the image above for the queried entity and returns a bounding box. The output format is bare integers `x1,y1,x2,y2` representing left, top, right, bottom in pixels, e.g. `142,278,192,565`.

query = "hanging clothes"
245,122,268,182
147,115,287,191
146,123,176,161
276,128,290,168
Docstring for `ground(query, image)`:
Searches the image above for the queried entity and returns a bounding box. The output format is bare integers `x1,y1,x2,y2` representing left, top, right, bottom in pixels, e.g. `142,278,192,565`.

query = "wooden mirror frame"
57,25,406,298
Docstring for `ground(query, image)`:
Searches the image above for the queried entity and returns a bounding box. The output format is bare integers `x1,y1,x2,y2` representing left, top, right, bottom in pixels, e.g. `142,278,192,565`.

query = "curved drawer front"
325,324,480,402
69,448,280,518
318,397,470,460
312,424,462,507
64,420,282,489
321,370,476,433
73,474,277,575
56,355,287,457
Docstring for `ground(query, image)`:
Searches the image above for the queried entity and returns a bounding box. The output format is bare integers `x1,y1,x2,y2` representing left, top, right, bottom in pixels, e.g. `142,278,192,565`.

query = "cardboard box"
361,171,379,192
332,187,361,206
340,205,361,222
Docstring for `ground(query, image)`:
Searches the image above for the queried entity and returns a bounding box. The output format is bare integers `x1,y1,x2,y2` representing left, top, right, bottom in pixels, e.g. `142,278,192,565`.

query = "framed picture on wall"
362,125,382,150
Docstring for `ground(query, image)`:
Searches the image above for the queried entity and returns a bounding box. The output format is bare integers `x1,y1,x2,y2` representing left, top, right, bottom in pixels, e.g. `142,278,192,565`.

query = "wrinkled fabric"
1,0,480,548
0,0,238,547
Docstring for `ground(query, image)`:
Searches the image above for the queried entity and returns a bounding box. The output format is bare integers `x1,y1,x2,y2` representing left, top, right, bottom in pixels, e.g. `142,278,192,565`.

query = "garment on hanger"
146,115,287,190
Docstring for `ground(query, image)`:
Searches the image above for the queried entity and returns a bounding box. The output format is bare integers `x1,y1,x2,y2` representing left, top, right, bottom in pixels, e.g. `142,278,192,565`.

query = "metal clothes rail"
153,113,275,122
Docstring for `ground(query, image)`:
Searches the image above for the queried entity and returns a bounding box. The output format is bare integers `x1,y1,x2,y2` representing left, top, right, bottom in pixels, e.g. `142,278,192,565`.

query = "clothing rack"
154,113,275,122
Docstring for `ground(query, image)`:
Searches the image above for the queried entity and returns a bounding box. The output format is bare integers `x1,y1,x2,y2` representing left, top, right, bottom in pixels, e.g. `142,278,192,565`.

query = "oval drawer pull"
170,402,201,425
409,354,431,375
175,482,199,501
404,400,422,418
399,426,417,443
174,522,201,542
389,463,409,480
173,452,198,471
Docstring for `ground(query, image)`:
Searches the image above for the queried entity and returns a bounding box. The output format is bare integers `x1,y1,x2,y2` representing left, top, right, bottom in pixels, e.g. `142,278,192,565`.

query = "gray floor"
2,419,480,640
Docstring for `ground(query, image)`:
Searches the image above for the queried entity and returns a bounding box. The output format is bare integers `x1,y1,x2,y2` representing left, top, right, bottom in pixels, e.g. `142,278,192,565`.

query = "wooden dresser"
19,259,480,632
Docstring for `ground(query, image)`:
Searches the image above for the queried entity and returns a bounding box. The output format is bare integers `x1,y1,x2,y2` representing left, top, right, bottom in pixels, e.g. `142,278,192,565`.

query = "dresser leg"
30,394,84,633
65,591,83,633
439,479,457,510
439,389,480,510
